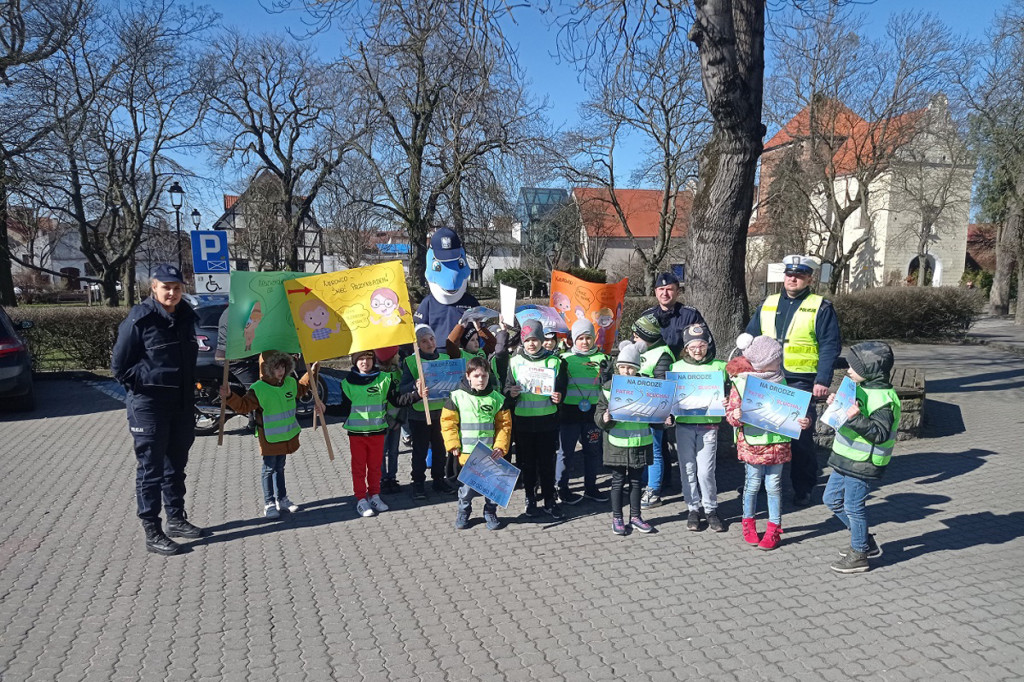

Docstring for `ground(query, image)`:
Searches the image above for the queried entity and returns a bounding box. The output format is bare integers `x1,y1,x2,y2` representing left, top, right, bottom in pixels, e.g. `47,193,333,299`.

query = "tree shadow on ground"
785,492,952,545
875,511,1024,567
927,367,1024,394
885,447,997,485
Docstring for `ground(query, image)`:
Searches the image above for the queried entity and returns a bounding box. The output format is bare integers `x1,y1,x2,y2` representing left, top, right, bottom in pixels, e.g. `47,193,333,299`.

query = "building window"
236,259,249,271
470,268,483,284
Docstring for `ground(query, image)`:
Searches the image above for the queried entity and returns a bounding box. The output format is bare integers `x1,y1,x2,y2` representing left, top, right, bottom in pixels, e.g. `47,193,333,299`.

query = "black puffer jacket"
111,296,198,410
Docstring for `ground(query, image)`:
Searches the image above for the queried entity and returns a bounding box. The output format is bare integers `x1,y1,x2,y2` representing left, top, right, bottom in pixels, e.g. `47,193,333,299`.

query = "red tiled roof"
224,194,239,210
573,188,692,238
829,107,926,176
747,220,771,237
764,99,864,151
967,223,996,271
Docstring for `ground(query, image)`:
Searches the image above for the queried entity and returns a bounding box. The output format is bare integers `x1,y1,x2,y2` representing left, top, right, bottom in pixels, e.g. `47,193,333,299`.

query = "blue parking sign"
190,231,230,274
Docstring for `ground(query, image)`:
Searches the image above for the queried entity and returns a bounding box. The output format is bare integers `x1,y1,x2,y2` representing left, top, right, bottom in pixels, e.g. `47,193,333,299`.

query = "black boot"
143,520,181,556
166,514,205,539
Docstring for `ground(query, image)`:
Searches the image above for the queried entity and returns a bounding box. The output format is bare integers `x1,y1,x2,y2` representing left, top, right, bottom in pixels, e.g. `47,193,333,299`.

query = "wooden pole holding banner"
305,359,334,460
216,359,231,446
412,344,432,426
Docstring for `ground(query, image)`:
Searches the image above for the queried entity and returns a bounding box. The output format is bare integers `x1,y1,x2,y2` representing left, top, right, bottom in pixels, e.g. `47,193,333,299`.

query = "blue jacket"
745,288,842,388
413,291,479,345
643,302,715,358
111,296,198,410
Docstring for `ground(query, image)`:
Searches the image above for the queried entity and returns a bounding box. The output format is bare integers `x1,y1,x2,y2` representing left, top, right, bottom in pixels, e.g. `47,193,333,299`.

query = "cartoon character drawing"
243,301,262,351
413,227,479,343
369,287,408,326
592,307,615,350
299,300,342,341
552,292,571,320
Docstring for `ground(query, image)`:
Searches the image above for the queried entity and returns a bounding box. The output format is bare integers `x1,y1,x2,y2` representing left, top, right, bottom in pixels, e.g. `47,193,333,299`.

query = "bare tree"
202,32,361,272
317,165,387,269
962,0,1024,320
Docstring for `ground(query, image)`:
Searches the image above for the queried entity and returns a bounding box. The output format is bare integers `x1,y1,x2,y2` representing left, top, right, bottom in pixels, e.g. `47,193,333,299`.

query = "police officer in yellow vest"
822,341,900,574
745,255,842,506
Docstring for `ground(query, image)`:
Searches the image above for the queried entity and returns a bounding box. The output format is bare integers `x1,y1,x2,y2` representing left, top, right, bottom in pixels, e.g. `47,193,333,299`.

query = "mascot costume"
413,227,479,343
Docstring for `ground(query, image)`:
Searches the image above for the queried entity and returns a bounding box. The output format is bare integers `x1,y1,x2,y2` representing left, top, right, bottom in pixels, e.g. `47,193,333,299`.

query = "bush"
563,266,607,284
10,306,128,371
493,268,548,297
617,297,652,339
830,286,984,341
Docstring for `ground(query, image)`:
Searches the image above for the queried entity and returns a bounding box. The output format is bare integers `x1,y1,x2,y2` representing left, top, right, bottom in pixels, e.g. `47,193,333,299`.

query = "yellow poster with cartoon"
549,270,629,352
284,261,416,363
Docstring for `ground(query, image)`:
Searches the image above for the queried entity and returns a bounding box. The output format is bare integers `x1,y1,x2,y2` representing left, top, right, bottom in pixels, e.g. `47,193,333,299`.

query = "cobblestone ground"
1,343,1022,681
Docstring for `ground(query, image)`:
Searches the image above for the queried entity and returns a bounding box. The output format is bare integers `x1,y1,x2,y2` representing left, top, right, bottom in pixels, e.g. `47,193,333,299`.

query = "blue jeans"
641,429,665,493
556,420,602,491
261,455,287,505
458,483,497,516
381,425,400,483
743,462,783,524
823,471,873,552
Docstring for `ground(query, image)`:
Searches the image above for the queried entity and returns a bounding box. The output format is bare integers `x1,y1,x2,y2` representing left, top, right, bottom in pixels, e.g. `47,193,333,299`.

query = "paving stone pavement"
1,343,1022,681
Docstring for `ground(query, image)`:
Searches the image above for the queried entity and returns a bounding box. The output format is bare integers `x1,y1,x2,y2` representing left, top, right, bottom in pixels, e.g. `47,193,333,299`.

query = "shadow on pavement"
785,492,952,546
886,447,997,485
920,398,967,438
0,376,123,422
876,510,1024,567
927,367,1024,394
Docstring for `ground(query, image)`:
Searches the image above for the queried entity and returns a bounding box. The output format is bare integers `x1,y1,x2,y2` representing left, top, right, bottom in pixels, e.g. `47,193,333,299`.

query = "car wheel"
195,409,219,435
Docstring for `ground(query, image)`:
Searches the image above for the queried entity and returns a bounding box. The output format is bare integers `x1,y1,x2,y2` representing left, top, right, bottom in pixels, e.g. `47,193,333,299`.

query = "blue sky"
185,0,1003,226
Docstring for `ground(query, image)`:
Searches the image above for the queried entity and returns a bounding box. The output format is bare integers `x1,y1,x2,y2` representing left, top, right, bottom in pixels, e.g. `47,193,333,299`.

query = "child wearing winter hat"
725,334,811,550
668,323,729,532
504,319,568,519
823,341,899,574
631,313,675,510
341,349,421,517
596,341,655,535
556,319,610,504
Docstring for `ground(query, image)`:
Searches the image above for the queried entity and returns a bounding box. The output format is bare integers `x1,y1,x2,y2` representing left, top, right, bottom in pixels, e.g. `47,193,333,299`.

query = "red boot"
758,521,783,551
742,518,760,545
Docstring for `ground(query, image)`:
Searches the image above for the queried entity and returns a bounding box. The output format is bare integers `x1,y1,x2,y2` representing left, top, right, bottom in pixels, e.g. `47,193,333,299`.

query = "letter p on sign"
190,231,230,273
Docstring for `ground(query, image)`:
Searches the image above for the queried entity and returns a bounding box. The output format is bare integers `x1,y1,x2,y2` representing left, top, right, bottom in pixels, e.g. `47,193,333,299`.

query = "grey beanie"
521,319,544,341
616,341,642,369
739,334,783,371
571,318,596,342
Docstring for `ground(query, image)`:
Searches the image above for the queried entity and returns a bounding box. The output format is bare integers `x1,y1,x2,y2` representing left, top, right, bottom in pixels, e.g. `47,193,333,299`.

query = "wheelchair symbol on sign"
204,275,222,292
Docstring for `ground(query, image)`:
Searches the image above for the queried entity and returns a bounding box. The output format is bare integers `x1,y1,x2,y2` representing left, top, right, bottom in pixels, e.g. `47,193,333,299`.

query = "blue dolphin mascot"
413,227,479,343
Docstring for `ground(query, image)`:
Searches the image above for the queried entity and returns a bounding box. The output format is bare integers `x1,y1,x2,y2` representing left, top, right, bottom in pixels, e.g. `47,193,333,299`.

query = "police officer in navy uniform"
111,264,206,555
642,272,715,358
745,255,842,507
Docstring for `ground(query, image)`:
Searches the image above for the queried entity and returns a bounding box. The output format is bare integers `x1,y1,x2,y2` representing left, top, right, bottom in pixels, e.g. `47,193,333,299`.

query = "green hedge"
10,306,128,371
831,286,984,341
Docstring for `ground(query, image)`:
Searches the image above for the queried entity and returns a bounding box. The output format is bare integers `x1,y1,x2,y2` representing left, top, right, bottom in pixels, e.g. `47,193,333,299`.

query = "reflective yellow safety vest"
732,375,791,445
449,388,504,463
640,345,675,378
602,387,654,448
405,353,450,413
670,358,727,425
340,372,392,433
832,386,901,467
561,350,608,408
251,376,301,443
509,354,561,418
760,293,824,374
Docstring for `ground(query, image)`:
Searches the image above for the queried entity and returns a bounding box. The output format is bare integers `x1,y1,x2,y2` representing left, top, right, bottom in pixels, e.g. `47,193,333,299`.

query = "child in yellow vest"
219,351,322,519
824,341,899,574
441,357,512,531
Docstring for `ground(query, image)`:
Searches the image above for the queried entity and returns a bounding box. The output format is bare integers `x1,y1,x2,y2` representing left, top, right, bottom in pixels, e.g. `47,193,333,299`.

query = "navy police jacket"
111,296,198,410
413,291,479,346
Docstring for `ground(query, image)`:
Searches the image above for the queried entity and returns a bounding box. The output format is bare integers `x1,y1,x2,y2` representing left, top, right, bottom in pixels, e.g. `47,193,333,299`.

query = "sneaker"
277,497,299,513
355,498,375,517
264,504,280,519
454,511,470,530
369,494,389,512
558,489,583,505
831,549,870,574
839,534,882,559
630,516,654,533
686,510,701,531
412,482,427,500
543,504,565,520
611,517,628,536
583,487,609,502
640,488,662,509
707,511,726,533
483,511,501,531
523,500,540,517
401,434,412,447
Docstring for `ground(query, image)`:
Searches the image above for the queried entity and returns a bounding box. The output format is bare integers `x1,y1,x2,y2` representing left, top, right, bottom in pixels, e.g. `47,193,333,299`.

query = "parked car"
194,299,228,369
0,305,35,411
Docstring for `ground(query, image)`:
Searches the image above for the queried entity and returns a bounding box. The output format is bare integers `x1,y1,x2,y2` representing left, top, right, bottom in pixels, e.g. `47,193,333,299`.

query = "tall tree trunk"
0,163,16,307
991,218,1016,315
102,267,120,307
123,255,137,306
686,0,765,344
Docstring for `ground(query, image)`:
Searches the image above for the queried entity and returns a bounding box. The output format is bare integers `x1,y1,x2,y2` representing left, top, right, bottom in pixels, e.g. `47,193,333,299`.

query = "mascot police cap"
426,227,471,300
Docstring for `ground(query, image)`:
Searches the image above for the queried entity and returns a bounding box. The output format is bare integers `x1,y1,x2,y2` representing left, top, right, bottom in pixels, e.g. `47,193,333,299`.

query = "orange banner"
549,270,628,352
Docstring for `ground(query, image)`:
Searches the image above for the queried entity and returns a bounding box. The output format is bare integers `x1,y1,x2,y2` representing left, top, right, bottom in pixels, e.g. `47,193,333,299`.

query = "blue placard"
739,376,812,439
821,377,858,431
668,370,726,417
422,358,466,400
457,441,521,508
190,231,231,274
608,374,675,423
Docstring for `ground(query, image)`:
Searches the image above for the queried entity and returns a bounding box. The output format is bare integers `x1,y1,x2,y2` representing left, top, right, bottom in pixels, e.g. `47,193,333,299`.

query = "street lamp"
168,181,184,270
191,208,201,229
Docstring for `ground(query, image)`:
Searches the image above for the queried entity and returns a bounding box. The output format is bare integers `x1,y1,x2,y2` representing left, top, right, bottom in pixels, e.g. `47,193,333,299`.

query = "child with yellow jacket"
440,356,513,531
